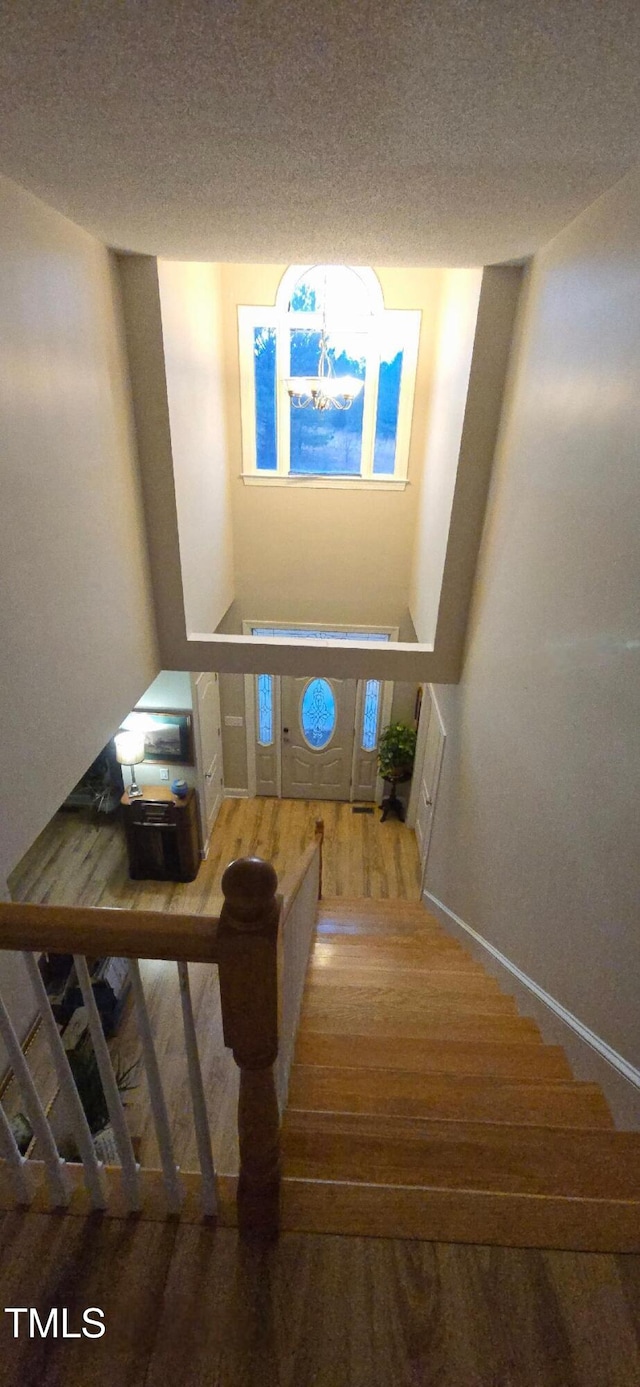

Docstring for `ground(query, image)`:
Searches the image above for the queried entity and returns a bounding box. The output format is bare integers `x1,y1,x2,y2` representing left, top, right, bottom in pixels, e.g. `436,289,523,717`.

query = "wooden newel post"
217,856,281,1240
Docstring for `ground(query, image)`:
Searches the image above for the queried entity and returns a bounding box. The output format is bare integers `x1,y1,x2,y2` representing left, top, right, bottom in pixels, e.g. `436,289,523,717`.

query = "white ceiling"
0,2,638,264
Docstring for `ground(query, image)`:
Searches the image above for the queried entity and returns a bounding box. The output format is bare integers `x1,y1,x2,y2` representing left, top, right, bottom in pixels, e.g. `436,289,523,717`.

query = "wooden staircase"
280,898,640,1251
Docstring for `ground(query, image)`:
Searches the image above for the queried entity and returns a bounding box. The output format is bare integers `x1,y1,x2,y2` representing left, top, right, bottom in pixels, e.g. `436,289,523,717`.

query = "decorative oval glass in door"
300,678,337,749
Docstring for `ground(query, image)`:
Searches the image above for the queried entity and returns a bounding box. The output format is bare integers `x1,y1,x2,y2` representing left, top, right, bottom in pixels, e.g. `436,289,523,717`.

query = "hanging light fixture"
284,267,365,411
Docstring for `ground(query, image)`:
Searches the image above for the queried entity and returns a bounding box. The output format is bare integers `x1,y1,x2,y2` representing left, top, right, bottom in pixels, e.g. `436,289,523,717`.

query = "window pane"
257,674,274,745
290,330,366,475
254,326,277,470
252,628,390,641
289,265,372,318
300,678,336,749
361,680,381,751
373,349,403,475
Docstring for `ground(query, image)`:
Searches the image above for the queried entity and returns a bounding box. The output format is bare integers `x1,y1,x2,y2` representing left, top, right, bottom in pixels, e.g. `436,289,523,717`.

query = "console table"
121,786,200,882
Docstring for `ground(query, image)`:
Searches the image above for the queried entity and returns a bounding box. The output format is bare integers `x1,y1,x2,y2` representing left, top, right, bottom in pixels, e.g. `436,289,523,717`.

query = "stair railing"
0,819,324,1239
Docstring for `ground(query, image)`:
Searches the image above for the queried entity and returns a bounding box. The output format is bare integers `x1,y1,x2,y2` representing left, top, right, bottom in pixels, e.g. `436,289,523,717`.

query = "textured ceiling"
0,1,639,264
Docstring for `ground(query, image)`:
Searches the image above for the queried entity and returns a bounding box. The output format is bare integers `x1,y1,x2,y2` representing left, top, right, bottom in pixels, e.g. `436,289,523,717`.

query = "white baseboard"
223,788,249,799
424,890,640,1131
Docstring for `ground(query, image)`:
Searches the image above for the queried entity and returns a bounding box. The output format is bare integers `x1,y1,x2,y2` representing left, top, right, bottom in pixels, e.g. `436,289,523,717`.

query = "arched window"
238,264,420,487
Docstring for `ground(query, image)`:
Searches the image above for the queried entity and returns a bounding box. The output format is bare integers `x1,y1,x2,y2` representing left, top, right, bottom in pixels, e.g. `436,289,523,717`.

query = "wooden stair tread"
282,1111,640,1200
314,931,474,947
311,956,487,978
278,1179,640,1252
288,1066,614,1128
309,937,483,970
315,926,463,943
292,1033,573,1077
316,924,446,940
305,968,508,997
321,897,428,911
302,987,532,1029
298,1014,543,1043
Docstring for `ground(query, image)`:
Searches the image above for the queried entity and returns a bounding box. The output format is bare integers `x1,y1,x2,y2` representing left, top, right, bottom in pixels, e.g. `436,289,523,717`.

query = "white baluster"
23,952,106,1210
74,955,140,1210
0,1096,31,1205
177,961,216,1217
0,991,69,1207
129,960,183,1214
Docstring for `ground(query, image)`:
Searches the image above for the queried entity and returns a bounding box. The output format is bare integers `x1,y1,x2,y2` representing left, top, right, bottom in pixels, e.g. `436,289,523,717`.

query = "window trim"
237,274,421,488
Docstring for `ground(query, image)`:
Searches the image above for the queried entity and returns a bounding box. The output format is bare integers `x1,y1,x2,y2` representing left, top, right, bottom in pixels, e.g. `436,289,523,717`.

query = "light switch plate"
159,767,170,781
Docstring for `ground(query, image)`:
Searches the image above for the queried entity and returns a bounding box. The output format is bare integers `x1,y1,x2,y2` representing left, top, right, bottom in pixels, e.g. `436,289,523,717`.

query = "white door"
194,672,223,848
415,687,446,875
281,676,357,800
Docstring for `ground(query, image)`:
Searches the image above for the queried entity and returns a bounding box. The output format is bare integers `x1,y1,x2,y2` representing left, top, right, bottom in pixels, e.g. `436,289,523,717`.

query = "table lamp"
114,730,146,799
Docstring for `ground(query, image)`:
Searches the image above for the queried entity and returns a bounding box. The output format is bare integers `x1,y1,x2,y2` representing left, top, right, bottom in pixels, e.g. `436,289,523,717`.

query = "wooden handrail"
0,822,325,1239
0,901,220,963
279,818,324,922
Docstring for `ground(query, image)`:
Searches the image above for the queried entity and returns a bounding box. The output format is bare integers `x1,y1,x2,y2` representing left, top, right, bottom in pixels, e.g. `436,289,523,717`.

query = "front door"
281,676,357,799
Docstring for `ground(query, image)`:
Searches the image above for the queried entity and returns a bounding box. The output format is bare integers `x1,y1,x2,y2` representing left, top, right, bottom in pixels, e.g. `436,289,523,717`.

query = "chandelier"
283,268,365,411
284,330,364,411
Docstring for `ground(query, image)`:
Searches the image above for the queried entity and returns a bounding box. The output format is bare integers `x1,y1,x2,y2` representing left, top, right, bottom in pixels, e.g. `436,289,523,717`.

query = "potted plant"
57,1030,141,1162
377,721,417,822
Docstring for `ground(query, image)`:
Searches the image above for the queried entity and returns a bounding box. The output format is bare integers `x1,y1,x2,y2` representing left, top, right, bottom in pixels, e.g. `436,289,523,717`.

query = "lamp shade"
114,730,146,767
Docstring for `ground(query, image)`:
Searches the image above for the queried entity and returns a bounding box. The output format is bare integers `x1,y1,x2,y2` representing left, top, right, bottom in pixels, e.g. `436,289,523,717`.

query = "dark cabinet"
121,787,200,882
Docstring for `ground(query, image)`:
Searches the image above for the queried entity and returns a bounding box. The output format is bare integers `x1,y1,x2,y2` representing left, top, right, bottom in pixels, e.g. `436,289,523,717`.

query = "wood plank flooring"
0,1210,638,1387
8,796,422,913
3,798,421,1175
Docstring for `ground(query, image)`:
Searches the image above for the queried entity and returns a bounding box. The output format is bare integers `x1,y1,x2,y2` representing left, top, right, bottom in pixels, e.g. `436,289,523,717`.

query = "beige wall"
157,261,235,635
219,264,442,631
427,169,640,1070
410,269,483,643
0,176,158,1051
421,267,523,673
0,175,158,883
117,256,189,663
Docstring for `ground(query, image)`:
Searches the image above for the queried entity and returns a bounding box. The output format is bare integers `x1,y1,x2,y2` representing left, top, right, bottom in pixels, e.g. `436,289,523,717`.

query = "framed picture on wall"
120,710,194,766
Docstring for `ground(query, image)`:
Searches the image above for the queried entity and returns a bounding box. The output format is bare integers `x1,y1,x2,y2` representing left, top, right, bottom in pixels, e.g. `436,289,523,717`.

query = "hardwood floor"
3,798,421,1174
8,796,422,912
0,1210,638,1386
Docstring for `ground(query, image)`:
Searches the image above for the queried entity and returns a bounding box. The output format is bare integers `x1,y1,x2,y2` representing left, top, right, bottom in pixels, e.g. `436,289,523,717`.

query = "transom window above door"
238,265,421,489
